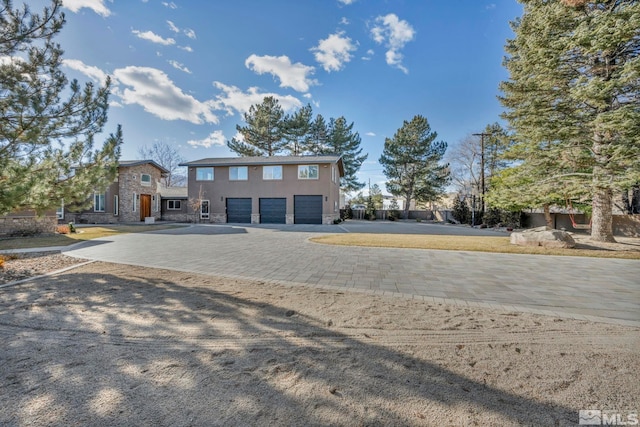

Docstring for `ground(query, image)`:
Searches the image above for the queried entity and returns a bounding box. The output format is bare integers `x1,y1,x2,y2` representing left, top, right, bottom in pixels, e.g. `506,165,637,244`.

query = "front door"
140,194,151,221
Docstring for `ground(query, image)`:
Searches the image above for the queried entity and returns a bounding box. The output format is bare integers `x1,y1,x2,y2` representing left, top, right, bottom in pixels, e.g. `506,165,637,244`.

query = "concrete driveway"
64,222,640,326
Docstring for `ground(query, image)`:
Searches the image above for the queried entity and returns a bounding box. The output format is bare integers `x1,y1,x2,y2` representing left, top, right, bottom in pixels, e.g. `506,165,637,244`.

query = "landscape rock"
510,226,576,249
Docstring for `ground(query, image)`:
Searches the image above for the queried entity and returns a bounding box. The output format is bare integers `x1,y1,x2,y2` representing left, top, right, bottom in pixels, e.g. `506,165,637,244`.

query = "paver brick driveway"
65,222,640,325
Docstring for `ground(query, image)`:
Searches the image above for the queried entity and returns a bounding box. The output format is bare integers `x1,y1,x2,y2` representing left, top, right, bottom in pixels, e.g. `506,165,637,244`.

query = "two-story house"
180,156,344,225
63,160,169,224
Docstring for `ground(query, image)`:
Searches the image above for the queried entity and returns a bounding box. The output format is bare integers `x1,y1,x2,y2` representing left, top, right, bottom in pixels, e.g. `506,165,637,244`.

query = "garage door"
294,195,322,224
226,198,252,223
260,198,286,224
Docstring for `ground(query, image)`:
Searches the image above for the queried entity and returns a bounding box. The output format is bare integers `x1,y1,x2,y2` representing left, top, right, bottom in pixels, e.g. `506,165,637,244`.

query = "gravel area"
0,252,86,285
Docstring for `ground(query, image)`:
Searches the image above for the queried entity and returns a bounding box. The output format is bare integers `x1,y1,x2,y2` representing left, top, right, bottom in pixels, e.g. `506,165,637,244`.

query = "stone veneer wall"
0,212,57,236
118,164,163,222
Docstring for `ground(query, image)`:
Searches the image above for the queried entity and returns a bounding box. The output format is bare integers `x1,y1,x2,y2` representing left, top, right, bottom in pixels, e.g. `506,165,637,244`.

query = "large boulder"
510,226,576,249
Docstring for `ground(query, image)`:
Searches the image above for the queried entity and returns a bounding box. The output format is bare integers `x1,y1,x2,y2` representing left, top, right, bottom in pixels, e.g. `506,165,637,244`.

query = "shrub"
56,225,70,234
68,222,76,233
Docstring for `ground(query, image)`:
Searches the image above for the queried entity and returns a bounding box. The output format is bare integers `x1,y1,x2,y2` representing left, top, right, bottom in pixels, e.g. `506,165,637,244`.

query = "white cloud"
113,66,218,124
311,31,357,72
179,46,193,53
184,29,197,39
62,59,109,83
245,54,317,92
132,30,176,46
340,17,349,25
63,0,111,17
167,20,179,33
486,3,497,9
0,55,23,66
370,13,415,73
168,60,191,74
212,82,302,115
162,2,177,9
187,130,226,148
362,49,374,61
338,0,356,4
365,132,376,137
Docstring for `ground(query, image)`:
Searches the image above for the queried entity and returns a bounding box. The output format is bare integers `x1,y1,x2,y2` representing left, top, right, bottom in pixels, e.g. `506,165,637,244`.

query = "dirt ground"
0,262,638,426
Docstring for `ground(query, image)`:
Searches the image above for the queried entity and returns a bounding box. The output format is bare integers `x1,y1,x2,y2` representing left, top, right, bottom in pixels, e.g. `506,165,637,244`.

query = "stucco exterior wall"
185,161,341,223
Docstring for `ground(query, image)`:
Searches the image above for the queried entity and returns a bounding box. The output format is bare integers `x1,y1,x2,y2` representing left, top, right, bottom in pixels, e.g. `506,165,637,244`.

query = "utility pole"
472,132,491,217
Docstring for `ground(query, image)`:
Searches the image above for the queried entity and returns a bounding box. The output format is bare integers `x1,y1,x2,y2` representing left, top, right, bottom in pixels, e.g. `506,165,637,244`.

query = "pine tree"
325,117,368,192
0,0,122,215
498,0,640,242
282,104,312,155
379,115,450,219
307,114,329,155
227,96,286,156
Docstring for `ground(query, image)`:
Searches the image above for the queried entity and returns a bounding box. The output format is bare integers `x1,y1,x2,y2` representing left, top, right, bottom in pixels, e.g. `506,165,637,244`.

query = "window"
167,200,182,210
114,195,119,216
229,166,248,181
200,200,210,219
263,165,282,180
298,165,319,180
196,167,214,181
94,192,105,212
133,192,137,212
153,195,158,212
141,174,151,186
56,201,64,220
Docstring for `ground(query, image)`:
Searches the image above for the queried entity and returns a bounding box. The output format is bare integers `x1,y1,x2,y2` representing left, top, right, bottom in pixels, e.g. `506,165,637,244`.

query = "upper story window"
196,167,214,181
229,166,248,181
298,165,319,180
263,165,282,180
141,173,151,186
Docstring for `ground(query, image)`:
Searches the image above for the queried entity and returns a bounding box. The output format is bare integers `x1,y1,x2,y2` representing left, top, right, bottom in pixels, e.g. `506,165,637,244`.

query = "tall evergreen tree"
325,116,368,192
498,0,640,242
282,104,312,155
227,96,286,156
307,114,329,155
379,115,450,219
0,0,122,215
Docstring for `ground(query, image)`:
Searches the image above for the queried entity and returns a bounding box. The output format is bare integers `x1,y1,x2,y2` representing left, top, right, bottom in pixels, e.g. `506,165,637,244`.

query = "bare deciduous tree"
138,142,186,187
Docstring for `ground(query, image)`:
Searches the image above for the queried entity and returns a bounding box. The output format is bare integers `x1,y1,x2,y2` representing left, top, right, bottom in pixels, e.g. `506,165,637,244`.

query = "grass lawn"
310,233,640,260
0,224,185,250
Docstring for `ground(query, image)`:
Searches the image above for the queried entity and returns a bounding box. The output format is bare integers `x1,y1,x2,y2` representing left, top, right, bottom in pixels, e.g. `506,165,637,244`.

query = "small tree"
452,194,471,224
369,183,383,210
365,195,376,220
388,198,400,221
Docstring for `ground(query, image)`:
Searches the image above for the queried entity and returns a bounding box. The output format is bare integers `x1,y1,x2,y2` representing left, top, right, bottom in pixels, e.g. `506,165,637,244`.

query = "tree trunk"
591,187,616,242
590,132,616,242
632,185,640,214
403,196,410,219
543,204,553,228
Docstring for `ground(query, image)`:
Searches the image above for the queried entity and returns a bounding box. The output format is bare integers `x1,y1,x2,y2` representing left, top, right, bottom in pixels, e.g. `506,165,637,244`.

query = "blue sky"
40,0,522,192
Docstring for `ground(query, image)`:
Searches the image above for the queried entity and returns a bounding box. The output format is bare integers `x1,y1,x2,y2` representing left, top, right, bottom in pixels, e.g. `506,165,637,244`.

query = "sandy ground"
0,261,638,426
